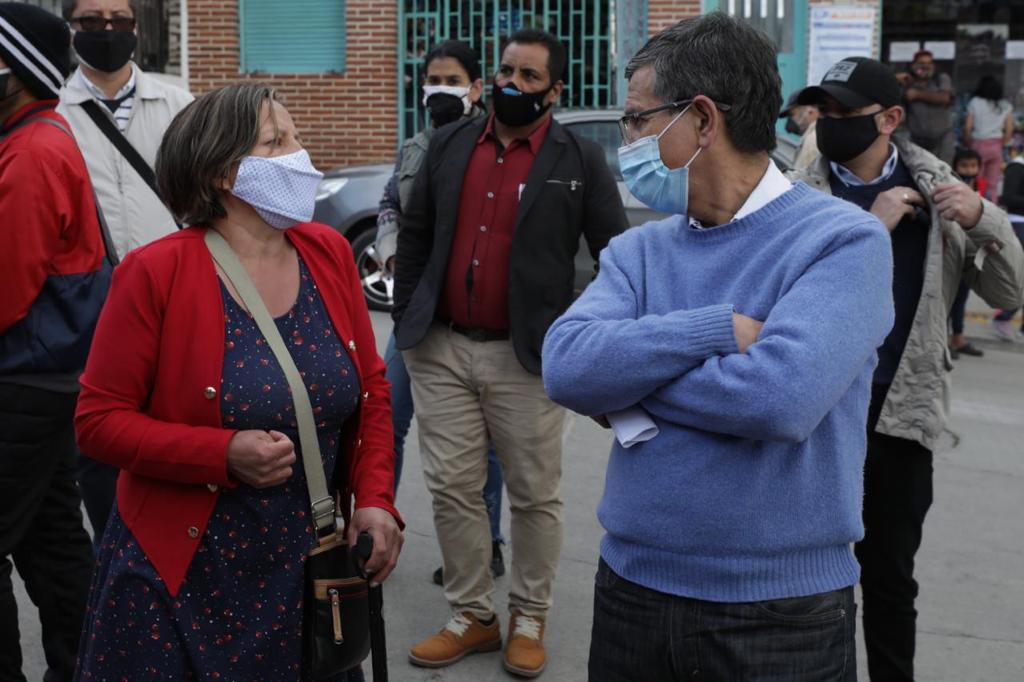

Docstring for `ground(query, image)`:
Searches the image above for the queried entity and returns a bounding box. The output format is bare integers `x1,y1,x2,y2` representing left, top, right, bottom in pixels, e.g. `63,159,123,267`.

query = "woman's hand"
226,430,296,488
347,506,403,585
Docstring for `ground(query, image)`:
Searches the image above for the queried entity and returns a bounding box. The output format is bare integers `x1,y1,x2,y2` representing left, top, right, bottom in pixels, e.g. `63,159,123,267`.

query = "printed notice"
807,6,878,88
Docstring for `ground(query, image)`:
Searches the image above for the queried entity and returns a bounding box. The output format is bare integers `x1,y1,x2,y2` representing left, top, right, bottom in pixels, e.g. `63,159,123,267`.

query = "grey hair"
156,83,279,225
625,12,782,154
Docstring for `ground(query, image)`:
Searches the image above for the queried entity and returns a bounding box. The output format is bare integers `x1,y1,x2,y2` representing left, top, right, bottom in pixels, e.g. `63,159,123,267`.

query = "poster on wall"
807,6,877,87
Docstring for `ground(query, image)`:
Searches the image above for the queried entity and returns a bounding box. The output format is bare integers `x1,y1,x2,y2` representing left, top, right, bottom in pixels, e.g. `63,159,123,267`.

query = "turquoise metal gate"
398,0,615,141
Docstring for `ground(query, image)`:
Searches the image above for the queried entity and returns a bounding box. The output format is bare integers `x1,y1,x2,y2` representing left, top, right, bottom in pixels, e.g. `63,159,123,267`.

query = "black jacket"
393,115,628,374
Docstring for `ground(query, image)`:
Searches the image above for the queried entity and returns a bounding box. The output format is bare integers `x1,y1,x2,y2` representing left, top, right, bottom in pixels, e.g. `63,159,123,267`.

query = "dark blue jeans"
384,332,504,542
588,559,856,681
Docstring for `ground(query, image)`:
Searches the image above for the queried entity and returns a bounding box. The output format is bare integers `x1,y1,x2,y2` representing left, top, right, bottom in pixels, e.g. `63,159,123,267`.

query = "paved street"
14,309,1024,681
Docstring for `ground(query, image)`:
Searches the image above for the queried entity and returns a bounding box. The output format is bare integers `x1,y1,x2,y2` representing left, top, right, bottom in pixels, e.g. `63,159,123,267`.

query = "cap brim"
796,84,873,110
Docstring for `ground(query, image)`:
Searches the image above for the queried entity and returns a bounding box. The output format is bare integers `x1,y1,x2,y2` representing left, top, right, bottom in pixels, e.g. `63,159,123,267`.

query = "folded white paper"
607,407,659,448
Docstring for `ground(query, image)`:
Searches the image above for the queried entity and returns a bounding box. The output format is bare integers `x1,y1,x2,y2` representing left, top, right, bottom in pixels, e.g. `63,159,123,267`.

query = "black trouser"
854,427,933,682
588,559,857,681
0,384,94,682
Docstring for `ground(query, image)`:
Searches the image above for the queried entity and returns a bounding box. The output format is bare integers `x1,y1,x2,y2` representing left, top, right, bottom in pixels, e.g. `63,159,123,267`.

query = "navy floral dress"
76,258,364,681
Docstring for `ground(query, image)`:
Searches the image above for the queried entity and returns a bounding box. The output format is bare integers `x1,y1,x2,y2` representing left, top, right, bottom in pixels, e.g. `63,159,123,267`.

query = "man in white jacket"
58,0,192,260
57,0,192,539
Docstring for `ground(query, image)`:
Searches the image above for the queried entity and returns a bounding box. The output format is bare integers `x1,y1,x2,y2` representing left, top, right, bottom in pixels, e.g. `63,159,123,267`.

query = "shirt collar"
78,63,137,102
830,143,899,187
478,113,552,155
733,160,793,221
688,160,793,229
64,63,160,104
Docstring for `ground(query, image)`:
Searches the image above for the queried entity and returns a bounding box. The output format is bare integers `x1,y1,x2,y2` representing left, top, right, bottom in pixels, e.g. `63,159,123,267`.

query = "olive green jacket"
789,137,1024,449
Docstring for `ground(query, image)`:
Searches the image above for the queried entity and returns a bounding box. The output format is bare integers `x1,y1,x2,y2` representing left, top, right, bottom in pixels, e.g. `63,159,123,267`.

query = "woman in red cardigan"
73,84,402,681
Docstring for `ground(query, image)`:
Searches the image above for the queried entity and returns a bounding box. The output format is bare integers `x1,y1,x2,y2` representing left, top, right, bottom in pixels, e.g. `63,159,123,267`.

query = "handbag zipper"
330,588,343,644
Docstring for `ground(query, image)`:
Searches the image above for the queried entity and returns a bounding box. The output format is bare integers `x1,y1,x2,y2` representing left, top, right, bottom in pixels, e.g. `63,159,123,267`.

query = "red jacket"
76,223,399,596
0,101,109,378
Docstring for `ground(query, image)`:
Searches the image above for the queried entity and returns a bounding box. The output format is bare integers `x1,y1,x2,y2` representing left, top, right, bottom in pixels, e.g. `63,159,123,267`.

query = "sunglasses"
71,16,136,32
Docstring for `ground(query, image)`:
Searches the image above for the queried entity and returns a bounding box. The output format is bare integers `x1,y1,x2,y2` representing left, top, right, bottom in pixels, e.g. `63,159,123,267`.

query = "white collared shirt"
830,144,899,188
689,160,794,229
76,64,138,132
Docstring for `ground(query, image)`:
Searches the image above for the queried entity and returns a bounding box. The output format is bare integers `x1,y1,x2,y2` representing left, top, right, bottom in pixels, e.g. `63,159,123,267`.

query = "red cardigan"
76,223,400,596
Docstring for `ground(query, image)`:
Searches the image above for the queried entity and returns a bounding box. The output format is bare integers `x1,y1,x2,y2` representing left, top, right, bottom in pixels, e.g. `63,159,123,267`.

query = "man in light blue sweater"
542,14,895,681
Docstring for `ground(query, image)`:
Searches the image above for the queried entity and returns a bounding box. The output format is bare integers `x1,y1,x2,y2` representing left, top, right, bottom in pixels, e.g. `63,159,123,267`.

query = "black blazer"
393,115,628,375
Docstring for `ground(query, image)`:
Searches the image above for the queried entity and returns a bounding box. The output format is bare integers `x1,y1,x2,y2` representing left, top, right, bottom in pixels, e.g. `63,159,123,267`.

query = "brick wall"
186,0,399,170
648,0,702,36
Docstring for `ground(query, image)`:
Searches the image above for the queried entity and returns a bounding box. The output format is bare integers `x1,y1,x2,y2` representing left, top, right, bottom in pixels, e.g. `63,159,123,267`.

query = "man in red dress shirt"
395,29,627,677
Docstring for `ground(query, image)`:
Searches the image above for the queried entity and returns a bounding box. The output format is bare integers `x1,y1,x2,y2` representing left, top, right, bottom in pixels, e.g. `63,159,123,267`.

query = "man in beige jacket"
57,0,192,539
791,57,1024,681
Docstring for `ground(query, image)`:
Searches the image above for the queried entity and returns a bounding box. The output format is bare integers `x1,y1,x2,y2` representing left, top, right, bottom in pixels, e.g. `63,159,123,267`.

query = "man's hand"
869,187,927,232
347,507,403,585
733,313,764,353
932,181,984,229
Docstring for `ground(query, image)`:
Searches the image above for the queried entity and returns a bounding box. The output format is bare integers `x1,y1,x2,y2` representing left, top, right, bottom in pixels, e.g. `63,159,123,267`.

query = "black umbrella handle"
353,532,387,681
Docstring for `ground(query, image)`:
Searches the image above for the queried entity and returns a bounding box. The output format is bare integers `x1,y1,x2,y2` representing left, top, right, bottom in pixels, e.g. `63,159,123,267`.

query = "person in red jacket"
0,5,110,680
73,83,402,680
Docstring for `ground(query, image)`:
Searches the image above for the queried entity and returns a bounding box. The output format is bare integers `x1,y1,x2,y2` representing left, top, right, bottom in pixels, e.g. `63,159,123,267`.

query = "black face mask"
784,116,803,136
491,81,552,127
74,30,138,73
959,173,977,186
426,93,466,128
816,112,881,163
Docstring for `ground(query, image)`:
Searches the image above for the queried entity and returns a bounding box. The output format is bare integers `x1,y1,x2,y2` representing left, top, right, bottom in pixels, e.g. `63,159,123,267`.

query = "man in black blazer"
395,29,627,677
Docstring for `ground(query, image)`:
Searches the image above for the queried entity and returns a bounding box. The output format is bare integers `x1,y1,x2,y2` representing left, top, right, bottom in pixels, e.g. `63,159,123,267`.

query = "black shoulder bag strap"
1,108,118,266
79,98,182,230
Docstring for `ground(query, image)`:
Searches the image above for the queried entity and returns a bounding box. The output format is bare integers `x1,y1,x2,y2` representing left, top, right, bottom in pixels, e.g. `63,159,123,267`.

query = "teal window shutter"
240,0,347,74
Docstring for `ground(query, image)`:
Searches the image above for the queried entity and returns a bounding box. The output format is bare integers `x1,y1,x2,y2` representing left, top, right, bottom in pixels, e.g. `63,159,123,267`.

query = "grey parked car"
313,109,797,311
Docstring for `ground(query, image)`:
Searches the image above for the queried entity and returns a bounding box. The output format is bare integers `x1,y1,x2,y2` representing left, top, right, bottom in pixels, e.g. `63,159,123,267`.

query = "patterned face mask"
230,149,324,230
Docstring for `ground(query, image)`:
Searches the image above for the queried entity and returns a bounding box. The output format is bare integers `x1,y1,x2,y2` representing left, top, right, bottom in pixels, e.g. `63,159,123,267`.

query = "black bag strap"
79,98,182,230
1,108,118,266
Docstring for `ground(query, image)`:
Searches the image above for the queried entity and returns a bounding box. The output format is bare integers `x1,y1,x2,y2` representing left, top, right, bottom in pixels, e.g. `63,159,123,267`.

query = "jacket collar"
62,63,167,105
793,135,952,195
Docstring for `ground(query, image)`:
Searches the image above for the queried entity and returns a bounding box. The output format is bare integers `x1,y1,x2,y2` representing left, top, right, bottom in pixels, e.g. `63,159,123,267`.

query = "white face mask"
230,149,324,230
421,84,472,115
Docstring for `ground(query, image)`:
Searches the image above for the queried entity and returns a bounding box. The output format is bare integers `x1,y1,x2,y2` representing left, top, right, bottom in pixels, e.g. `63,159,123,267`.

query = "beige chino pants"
403,323,565,620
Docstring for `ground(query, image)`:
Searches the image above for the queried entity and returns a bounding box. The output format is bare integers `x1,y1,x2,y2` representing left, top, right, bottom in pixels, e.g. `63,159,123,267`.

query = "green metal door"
398,0,615,141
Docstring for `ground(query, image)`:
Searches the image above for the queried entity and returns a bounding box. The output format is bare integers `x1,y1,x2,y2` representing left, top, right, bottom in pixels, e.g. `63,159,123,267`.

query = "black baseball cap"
797,57,901,110
778,91,802,119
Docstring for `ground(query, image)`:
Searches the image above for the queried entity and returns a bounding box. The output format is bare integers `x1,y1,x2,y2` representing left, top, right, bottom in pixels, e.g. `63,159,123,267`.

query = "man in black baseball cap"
778,90,819,169
791,57,1024,681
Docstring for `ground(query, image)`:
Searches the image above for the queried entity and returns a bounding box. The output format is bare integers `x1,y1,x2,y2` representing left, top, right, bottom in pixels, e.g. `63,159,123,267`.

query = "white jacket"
58,65,193,260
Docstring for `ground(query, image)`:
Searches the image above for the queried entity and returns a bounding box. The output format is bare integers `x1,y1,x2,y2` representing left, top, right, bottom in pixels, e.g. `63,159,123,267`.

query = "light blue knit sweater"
543,182,895,602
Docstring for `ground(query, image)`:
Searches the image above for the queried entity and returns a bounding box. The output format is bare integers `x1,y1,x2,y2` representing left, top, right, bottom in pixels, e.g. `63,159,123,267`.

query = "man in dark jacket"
0,4,111,680
395,29,627,677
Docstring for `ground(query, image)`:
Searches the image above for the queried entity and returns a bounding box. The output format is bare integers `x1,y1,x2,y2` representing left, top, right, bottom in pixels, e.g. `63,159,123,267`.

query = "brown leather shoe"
408,612,502,668
503,613,546,677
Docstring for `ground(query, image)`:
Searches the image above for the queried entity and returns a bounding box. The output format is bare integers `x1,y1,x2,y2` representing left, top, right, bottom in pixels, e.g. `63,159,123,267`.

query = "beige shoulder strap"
204,229,336,532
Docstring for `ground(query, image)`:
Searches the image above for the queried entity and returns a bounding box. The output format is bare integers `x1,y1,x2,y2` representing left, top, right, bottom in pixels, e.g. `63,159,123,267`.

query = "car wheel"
349,226,394,312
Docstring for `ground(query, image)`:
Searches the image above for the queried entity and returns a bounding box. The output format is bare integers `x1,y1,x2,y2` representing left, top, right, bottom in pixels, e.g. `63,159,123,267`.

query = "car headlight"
315,177,349,202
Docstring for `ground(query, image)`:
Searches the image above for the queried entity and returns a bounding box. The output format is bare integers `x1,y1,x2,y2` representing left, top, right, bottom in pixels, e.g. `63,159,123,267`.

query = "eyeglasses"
71,15,136,32
618,98,732,143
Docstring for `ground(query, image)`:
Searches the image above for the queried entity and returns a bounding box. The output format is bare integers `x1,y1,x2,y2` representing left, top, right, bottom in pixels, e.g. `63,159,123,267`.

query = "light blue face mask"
617,105,702,216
